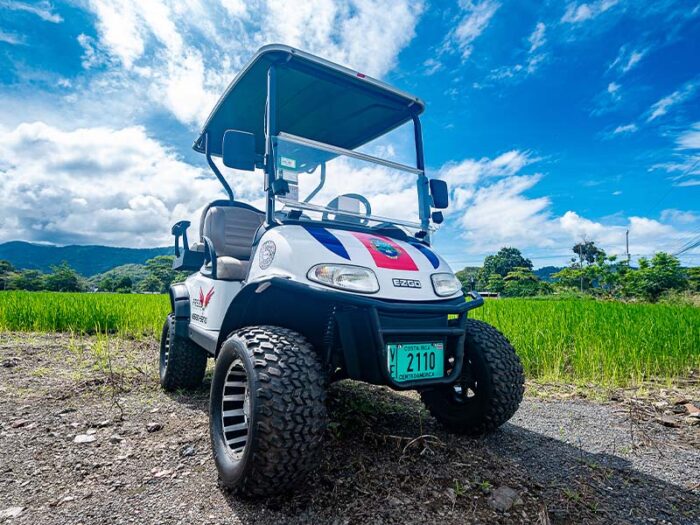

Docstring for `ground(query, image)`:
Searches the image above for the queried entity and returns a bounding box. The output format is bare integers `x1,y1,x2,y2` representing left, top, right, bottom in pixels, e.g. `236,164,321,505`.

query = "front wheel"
209,326,327,496
159,314,207,391
421,319,524,435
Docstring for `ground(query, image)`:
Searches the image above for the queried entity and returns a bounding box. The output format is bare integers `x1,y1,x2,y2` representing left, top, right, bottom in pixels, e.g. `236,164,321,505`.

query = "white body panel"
186,224,460,333
248,225,459,302
185,273,241,331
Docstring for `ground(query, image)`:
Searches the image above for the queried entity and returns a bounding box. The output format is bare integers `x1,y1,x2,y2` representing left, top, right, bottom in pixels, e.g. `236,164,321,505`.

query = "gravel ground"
0,332,698,525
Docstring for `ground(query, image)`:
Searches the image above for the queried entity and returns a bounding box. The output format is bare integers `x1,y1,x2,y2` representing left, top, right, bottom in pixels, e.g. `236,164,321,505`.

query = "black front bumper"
241,278,483,391
331,290,482,390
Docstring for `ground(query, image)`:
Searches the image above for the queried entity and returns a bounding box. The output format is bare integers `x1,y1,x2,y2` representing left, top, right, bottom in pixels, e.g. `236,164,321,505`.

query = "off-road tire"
159,314,207,391
421,319,524,435
209,326,327,496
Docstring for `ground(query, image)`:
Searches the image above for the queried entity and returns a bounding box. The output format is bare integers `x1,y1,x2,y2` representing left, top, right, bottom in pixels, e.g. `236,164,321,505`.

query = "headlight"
431,273,462,297
307,264,379,294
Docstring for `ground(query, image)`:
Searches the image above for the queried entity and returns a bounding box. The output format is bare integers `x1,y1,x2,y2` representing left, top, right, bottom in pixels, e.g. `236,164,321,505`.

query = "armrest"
171,220,204,271
202,236,218,279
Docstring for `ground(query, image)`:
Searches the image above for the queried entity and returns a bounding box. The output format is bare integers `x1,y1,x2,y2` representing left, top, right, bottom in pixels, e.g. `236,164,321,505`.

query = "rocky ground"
0,332,698,525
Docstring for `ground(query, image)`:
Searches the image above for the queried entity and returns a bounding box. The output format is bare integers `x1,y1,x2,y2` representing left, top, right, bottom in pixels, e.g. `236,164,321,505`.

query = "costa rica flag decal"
351,232,418,271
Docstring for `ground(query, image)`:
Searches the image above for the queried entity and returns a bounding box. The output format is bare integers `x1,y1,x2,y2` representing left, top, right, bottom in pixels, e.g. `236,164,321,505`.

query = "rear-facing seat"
193,200,265,281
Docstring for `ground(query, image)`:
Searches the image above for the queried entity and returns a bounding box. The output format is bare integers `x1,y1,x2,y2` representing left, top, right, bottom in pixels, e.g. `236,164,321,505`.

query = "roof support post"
264,64,278,224
205,132,234,201
413,114,431,243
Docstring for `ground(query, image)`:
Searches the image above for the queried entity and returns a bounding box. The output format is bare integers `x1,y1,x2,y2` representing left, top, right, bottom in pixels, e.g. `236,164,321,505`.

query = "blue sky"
0,0,698,269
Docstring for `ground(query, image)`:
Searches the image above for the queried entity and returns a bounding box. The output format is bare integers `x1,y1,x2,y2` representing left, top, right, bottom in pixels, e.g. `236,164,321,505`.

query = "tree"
143,255,188,294
622,252,686,302
0,260,16,290
486,273,505,294
455,267,479,290
688,267,700,293
43,262,83,292
477,247,532,289
137,274,163,293
572,240,606,266
502,267,548,297
6,270,45,291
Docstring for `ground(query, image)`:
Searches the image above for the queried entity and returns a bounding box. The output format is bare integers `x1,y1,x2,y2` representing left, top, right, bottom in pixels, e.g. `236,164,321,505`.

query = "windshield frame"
270,131,432,234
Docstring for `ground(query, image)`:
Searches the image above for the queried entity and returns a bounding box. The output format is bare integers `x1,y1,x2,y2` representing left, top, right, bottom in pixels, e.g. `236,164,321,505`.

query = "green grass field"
0,291,698,386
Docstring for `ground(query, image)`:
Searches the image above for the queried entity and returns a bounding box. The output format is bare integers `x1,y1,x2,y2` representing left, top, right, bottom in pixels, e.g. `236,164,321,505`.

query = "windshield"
272,133,431,234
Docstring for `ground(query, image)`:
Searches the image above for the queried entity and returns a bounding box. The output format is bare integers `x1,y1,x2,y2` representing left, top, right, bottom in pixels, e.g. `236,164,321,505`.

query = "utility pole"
578,243,584,292
625,230,630,265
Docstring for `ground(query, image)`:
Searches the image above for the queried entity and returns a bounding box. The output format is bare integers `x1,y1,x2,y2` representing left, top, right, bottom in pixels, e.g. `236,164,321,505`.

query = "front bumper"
248,278,483,390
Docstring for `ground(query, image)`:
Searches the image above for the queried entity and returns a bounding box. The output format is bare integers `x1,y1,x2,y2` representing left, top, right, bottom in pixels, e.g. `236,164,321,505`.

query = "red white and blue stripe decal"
411,242,440,269
304,226,429,272
303,226,351,260
351,232,418,271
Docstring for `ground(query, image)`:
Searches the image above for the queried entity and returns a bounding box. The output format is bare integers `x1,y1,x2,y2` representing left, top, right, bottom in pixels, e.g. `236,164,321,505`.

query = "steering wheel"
322,193,372,225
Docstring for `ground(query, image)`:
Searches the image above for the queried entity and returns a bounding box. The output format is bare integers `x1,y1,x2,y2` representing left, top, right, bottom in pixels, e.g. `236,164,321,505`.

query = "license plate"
387,342,444,383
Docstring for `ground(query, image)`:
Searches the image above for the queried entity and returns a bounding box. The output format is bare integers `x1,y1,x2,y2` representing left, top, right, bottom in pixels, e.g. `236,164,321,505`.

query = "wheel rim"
220,358,250,459
160,320,171,372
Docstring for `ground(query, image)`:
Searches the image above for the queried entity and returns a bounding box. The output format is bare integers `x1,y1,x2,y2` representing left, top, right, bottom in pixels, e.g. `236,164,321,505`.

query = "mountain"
0,241,172,276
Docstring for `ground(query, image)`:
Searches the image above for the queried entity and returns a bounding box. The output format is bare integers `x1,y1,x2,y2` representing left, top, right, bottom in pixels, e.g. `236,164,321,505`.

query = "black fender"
169,283,191,338
216,278,336,358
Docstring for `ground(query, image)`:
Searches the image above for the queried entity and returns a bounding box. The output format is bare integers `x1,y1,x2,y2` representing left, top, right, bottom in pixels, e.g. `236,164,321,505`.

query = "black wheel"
421,319,524,435
159,314,207,391
209,326,327,496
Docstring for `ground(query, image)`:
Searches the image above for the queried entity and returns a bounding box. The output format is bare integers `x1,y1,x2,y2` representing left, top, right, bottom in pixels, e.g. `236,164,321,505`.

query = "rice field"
0,291,698,386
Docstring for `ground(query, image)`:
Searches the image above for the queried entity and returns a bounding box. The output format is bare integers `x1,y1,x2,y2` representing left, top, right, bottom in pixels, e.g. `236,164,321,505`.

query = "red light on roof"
356,72,366,78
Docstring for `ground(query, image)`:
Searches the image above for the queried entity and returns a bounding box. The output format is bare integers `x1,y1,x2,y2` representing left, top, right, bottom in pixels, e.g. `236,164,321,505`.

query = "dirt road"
1,332,698,524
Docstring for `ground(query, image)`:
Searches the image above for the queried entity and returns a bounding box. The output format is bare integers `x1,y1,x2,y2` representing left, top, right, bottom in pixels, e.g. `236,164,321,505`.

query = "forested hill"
0,241,171,276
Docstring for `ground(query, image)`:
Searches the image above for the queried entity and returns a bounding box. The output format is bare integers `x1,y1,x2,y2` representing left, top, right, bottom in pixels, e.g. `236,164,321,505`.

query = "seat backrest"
202,204,265,260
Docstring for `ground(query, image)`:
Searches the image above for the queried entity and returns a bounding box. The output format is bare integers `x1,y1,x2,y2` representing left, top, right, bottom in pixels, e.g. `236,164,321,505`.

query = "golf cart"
160,44,524,496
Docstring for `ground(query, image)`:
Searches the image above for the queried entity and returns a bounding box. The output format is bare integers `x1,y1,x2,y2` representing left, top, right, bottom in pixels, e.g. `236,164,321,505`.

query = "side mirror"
429,179,449,209
222,130,255,171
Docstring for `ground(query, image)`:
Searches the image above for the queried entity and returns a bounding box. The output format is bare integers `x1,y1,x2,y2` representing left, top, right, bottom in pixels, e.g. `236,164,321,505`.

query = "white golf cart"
160,44,524,496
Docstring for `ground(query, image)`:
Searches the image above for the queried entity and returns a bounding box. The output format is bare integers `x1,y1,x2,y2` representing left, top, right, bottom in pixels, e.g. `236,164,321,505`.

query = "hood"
248,224,459,301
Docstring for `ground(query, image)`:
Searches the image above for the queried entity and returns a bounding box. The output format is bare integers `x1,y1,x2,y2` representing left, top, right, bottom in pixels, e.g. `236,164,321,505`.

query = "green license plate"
387,342,444,383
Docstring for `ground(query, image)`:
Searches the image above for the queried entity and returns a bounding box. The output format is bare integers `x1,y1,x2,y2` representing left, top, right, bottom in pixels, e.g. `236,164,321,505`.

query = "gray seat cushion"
216,256,249,281
200,205,264,281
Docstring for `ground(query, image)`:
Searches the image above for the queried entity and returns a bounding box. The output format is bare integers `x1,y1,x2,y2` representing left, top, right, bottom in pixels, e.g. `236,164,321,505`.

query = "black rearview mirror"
222,130,255,171
429,179,449,209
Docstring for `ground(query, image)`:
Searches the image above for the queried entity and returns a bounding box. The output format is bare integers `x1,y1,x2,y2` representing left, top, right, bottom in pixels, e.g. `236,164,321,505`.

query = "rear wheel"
421,319,524,435
159,314,207,391
209,326,327,496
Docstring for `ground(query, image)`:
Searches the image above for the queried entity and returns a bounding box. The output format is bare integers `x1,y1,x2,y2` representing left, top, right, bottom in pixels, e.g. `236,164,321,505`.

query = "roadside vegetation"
456,243,699,303
0,256,187,294
0,290,697,387
1,241,698,387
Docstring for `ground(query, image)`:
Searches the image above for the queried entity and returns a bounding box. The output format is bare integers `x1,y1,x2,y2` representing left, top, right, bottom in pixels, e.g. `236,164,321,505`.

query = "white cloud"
489,21,547,81
433,149,697,265
444,0,500,60
676,122,700,149
0,30,25,45
660,209,699,225
423,58,443,76
613,123,637,134
528,22,546,52
0,122,265,247
607,81,621,101
609,46,647,74
561,0,619,24
1,1,63,23
78,0,424,128
439,150,533,187
646,79,699,122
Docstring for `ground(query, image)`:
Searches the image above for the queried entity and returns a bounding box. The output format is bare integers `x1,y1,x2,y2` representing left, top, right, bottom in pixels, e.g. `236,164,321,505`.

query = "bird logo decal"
198,286,215,309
